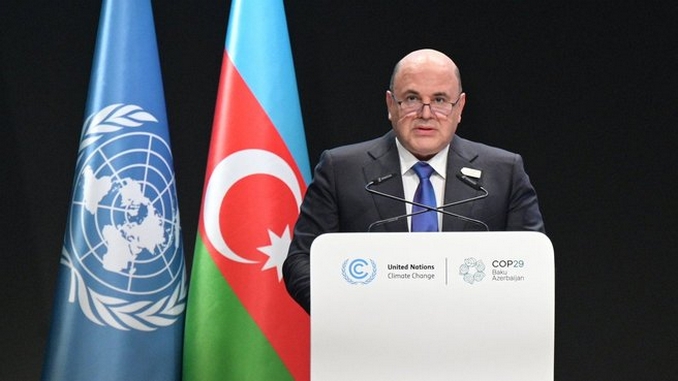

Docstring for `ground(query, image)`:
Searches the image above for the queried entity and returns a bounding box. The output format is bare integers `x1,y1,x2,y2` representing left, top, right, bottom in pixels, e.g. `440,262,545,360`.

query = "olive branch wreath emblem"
62,103,186,331
79,103,158,151
341,259,378,285
62,248,186,331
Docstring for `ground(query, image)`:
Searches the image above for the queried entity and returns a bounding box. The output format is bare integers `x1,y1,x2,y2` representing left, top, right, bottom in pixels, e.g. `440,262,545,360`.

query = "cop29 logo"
459,257,486,285
342,258,377,284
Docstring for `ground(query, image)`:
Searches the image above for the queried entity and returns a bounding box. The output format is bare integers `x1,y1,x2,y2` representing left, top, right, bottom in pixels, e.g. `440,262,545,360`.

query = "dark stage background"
2,1,676,380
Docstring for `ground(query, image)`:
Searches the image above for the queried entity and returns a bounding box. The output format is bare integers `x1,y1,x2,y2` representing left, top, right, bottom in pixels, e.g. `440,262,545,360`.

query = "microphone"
456,173,483,191
365,172,489,231
368,173,397,185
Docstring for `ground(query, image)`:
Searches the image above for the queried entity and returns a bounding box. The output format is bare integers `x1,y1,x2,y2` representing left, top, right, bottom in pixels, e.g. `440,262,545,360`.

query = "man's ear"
386,90,394,121
456,92,467,123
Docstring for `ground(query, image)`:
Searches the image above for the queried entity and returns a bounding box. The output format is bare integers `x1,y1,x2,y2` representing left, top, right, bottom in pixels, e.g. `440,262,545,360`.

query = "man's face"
386,56,465,161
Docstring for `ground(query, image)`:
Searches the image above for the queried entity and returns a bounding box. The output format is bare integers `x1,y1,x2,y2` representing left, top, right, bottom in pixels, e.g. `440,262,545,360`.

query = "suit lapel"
363,131,408,232
442,136,483,231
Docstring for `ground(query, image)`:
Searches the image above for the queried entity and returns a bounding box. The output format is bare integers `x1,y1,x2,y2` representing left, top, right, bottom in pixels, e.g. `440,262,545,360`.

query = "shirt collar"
395,137,449,179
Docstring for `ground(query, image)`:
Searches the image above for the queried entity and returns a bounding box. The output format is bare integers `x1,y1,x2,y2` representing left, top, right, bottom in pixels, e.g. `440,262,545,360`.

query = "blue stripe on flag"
226,0,311,183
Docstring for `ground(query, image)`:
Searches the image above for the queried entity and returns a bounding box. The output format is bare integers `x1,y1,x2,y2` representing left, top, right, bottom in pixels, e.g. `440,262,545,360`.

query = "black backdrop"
2,1,676,380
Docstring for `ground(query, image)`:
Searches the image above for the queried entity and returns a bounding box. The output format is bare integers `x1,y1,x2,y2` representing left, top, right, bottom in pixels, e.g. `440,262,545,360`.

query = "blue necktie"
411,162,438,232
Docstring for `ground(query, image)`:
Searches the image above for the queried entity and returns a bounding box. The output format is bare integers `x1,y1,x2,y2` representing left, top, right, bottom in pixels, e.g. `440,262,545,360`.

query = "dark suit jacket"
283,130,545,313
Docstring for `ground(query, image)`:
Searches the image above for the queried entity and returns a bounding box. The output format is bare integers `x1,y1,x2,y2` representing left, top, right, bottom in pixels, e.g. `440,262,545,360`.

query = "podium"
310,232,554,381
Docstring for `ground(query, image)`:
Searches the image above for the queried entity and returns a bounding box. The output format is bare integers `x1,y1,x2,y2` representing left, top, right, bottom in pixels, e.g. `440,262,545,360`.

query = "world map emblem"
61,104,186,331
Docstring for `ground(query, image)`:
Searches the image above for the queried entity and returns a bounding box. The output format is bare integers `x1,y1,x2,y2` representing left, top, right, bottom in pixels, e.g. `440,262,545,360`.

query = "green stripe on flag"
183,236,293,380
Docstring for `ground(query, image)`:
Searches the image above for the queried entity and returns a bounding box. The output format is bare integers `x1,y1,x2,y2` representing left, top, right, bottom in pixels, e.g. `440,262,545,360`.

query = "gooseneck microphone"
365,172,489,231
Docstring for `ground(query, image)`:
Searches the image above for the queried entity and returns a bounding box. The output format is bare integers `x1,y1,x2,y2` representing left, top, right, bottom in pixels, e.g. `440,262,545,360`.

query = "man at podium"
283,48,545,313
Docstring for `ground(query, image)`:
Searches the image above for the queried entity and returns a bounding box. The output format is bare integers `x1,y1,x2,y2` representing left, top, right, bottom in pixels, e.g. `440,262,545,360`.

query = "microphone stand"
365,173,489,231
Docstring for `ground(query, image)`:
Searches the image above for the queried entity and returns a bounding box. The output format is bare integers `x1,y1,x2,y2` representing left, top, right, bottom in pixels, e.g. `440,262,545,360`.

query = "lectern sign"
311,232,554,381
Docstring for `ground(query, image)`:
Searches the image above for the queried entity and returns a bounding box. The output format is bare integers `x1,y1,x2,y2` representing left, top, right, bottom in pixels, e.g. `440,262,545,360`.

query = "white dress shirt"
395,137,449,232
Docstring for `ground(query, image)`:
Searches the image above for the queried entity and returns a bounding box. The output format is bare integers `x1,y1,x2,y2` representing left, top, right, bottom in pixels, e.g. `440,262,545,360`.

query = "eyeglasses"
391,92,462,116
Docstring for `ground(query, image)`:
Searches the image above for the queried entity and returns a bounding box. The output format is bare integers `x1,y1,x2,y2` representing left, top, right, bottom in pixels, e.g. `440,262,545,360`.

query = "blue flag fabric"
42,1,186,380
226,0,312,183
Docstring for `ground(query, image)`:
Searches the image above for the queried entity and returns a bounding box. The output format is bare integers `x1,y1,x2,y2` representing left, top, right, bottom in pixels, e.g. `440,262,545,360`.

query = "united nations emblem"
61,104,185,331
342,258,377,284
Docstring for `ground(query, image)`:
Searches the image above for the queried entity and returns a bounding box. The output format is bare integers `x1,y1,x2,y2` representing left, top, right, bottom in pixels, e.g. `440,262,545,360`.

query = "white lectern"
310,232,554,381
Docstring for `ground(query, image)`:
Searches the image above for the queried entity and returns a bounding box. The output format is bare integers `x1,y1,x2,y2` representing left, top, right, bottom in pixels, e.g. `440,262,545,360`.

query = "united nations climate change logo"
342,258,377,284
459,257,486,284
61,104,185,331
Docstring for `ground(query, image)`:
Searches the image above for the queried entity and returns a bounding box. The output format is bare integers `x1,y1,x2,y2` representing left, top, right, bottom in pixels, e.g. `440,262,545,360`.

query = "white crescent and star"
203,149,303,280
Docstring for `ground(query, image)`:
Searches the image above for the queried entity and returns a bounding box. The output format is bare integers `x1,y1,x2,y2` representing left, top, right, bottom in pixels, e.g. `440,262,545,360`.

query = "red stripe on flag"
199,51,310,380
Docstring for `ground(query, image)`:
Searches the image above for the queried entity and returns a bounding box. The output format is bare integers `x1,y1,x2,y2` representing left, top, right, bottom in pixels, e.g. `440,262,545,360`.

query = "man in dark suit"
283,49,544,314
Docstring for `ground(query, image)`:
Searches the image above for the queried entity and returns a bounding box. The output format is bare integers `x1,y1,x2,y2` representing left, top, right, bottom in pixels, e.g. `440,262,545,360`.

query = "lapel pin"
461,167,482,179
